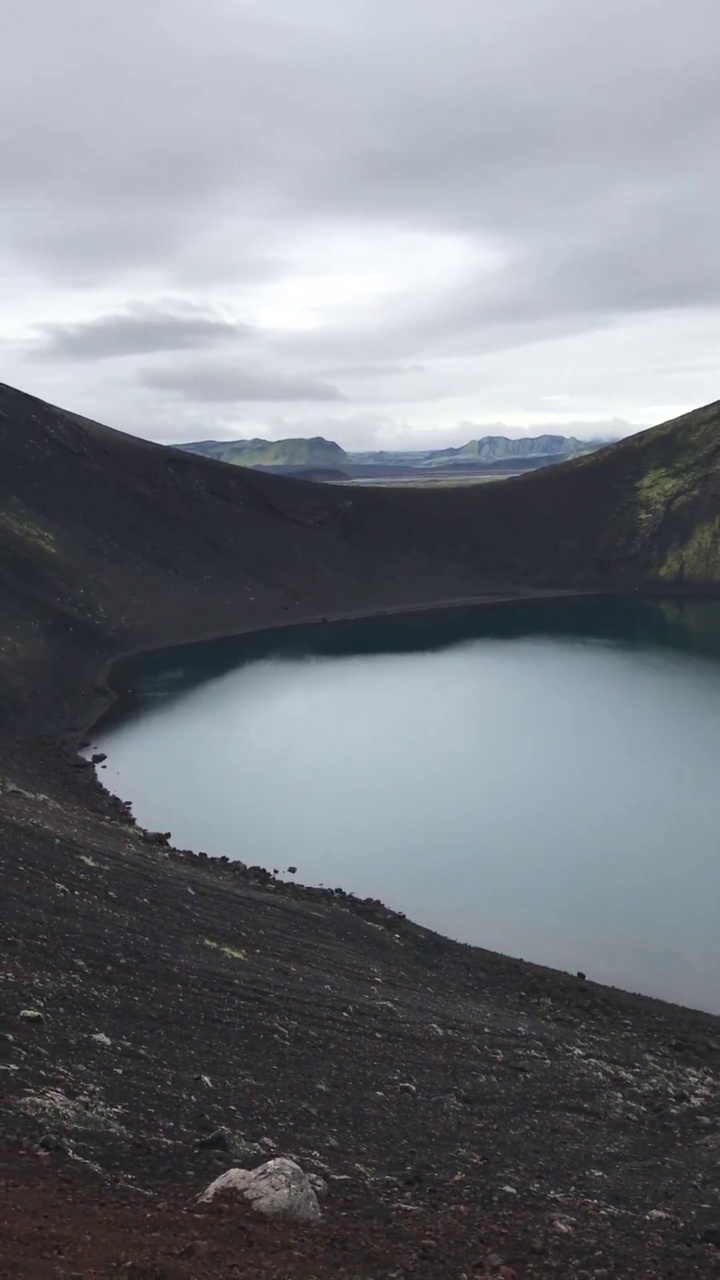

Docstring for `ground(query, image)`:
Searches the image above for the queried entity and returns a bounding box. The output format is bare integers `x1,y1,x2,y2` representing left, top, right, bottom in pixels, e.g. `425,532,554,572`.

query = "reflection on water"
95,597,720,1014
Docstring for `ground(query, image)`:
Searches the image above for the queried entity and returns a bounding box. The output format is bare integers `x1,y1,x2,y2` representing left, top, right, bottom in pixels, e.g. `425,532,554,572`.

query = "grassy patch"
659,517,720,580
0,507,57,553
203,937,247,961
635,467,693,534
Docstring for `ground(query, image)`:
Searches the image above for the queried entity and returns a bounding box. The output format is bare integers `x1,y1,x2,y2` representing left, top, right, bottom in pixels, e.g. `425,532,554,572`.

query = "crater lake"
91,596,720,1014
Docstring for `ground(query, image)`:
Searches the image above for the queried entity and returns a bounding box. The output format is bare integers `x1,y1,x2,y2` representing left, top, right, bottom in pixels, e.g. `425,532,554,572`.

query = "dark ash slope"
2,382,720,728
3,382,720,1276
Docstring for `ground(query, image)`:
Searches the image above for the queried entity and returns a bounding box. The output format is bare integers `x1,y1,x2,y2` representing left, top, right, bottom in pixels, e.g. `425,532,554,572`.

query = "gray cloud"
139,361,344,403
324,364,426,379
31,306,251,361
1,0,719,442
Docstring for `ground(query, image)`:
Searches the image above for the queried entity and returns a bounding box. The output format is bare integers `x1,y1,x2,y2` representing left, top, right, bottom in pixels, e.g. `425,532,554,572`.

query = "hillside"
2,388,720,732
178,434,347,469
3,382,720,1275
443,433,594,464
2,388,719,690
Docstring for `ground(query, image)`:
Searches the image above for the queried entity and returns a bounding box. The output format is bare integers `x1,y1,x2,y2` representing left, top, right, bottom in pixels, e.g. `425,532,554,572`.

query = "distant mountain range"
176,433,602,482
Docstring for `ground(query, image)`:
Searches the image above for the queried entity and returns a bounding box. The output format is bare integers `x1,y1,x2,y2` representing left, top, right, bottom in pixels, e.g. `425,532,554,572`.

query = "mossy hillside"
619,401,720,579
0,504,57,554
659,517,720,580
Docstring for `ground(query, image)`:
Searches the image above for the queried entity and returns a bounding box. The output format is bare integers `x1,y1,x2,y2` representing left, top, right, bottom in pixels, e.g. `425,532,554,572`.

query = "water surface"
94,598,720,1013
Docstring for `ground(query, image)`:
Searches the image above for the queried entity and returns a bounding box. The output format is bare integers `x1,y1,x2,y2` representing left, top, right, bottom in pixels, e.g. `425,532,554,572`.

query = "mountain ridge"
176,431,601,476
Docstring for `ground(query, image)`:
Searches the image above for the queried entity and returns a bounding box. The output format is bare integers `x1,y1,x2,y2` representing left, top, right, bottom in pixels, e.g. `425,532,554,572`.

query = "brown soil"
3,383,720,1276
3,1148,717,1279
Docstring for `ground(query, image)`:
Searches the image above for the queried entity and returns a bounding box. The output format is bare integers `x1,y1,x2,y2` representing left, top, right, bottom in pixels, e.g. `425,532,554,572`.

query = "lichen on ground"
0,504,57,553
203,937,247,961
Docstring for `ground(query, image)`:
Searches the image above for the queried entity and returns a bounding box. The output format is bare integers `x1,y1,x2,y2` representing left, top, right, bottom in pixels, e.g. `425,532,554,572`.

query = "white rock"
197,1157,321,1221
91,1032,112,1047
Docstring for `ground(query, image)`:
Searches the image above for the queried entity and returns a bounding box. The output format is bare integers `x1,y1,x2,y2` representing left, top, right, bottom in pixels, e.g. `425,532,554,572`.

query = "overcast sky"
2,0,718,448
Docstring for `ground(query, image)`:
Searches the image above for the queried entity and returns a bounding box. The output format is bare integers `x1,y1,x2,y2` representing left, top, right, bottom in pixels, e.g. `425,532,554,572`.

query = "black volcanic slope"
2,381,720,729
3,381,720,1276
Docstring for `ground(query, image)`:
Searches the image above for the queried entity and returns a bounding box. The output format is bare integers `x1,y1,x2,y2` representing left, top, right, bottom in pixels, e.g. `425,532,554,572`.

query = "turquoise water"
94,598,720,1013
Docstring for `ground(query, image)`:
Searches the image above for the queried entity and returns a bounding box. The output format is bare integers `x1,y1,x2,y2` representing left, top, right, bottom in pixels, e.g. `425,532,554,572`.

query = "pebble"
197,1128,233,1152
37,1134,63,1151
551,1215,574,1234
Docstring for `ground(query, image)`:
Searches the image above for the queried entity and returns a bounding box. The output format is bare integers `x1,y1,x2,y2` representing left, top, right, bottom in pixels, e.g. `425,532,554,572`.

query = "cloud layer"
2,0,719,445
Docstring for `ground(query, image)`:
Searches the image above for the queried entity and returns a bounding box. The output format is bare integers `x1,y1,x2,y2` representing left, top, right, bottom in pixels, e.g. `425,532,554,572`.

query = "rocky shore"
5,735,720,1277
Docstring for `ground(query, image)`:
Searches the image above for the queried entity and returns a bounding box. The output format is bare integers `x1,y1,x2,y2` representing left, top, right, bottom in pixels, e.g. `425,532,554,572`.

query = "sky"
1,0,719,450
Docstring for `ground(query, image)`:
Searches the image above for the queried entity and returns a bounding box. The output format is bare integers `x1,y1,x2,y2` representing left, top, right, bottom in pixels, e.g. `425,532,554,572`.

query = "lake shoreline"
74,579,720,744
7,604,720,1274
95,591,720,1016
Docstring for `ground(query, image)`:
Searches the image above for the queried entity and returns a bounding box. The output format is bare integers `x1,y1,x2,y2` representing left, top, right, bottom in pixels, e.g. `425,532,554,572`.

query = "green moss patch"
659,517,720,580
0,507,57,553
635,467,693,534
203,937,247,961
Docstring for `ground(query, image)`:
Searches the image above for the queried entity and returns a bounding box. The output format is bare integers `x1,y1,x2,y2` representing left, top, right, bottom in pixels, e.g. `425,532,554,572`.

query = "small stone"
19,1009,43,1022
91,1032,112,1047
551,1215,574,1234
484,1253,504,1272
501,1185,517,1195
91,752,107,764
37,1134,62,1151
287,866,298,874
198,1127,233,1152
397,1082,417,1095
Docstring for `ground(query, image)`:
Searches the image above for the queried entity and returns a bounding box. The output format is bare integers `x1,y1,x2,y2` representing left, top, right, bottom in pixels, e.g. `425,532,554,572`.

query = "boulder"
197,1157,321,1221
